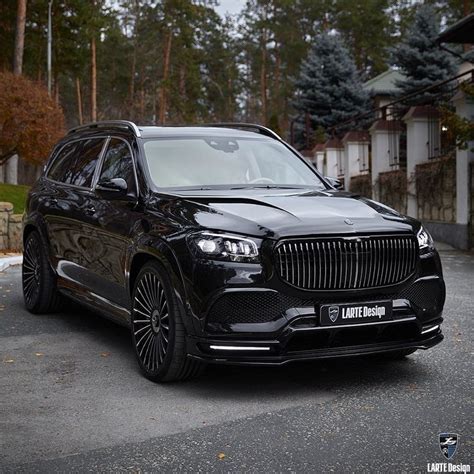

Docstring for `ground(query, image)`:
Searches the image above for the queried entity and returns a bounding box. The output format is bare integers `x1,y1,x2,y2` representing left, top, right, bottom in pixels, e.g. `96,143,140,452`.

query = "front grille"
275,235,418,290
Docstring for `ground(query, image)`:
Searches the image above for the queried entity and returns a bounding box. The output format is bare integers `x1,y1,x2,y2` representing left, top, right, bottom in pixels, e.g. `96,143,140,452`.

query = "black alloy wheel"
22,230,63,313
131,261,204,382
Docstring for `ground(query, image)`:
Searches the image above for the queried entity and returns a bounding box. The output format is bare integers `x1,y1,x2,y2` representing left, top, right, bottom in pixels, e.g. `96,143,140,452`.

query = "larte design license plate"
320,301,393,326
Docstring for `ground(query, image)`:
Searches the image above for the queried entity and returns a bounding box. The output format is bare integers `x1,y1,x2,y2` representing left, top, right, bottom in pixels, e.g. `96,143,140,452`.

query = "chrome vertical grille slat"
275,235,417,290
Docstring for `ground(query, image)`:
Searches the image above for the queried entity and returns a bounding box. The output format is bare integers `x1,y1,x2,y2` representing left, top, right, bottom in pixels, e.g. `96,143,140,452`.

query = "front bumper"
186,321,443,365
181,245,445,364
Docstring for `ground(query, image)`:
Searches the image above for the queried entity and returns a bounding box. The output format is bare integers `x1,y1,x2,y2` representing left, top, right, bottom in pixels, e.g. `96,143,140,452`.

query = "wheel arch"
127,238,194,333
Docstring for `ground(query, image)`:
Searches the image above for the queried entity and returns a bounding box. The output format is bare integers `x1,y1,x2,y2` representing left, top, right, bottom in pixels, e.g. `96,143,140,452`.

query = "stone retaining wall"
0,202,23,251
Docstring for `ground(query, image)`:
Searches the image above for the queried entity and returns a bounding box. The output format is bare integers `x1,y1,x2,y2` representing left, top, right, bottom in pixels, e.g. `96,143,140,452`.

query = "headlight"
417,226,434,252
189,231,259,262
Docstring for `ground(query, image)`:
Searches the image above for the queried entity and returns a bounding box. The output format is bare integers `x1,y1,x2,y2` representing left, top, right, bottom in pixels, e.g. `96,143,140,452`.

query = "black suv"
23,121,445,382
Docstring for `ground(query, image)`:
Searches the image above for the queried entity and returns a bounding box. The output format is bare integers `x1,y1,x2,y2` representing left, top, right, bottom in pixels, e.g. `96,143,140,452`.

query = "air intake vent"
275,235,418,290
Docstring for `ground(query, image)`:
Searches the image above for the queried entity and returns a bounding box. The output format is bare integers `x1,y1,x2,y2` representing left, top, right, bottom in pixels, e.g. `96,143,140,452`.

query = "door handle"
84,205,96,216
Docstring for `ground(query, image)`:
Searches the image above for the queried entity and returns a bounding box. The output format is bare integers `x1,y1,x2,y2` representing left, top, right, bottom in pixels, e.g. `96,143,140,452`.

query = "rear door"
44,137,107,288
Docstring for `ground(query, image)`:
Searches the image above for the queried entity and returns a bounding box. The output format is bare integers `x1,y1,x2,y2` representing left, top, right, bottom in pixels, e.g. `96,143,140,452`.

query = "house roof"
299,149,314,157
324,138,344,149
363,68,405,96
402,105,440,121
437,13,474,44
369,119,404,132
342,130,370,143
312,143,326,153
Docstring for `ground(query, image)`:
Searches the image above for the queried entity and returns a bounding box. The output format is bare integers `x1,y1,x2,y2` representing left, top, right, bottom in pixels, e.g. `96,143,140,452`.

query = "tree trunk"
90,36,97,122
159,31,172,125
13,0,27,76
129,43,137,116
260,28,268,126
463,0,471,53
76,77,84,125
10,0,27,184
5,155,19,185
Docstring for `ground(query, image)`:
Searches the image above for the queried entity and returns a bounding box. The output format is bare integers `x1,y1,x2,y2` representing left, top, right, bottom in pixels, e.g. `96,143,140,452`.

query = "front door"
87,137,141,310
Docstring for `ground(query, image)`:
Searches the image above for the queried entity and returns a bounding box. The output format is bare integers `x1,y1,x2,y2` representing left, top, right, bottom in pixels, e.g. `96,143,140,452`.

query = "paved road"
0,249,472,472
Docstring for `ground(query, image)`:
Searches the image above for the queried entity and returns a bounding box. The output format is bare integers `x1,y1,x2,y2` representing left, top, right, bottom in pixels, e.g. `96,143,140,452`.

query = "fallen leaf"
100,352,110,357
4,358,14,363
217,453,226,460
35,352,44,357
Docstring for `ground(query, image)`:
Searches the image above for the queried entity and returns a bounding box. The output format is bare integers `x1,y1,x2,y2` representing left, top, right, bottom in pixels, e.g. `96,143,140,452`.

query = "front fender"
127,234,199,336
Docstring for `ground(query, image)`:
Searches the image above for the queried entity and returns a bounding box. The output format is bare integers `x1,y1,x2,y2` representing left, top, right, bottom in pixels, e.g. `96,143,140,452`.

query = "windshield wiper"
172,186,214,191
230,185,302,190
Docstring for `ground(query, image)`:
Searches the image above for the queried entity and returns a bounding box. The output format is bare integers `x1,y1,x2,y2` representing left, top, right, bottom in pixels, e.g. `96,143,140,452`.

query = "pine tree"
390,4,457,104
292,32,371,147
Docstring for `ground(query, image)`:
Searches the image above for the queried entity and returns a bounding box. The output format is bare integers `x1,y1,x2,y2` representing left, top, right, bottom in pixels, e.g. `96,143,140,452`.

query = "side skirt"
58,283,131,328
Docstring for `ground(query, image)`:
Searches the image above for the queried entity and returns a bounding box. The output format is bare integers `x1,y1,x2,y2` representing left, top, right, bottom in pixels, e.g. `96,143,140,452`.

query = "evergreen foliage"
293,32,371,147
390,4,457,104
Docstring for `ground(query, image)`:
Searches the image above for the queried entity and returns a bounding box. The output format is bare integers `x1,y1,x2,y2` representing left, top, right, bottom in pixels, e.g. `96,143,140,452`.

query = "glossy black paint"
24,125,445,365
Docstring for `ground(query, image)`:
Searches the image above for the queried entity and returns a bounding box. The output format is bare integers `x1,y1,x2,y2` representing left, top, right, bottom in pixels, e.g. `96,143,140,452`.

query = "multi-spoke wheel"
23,232,41,308
131,261,205,382
132,272,170,371
22,230,63,314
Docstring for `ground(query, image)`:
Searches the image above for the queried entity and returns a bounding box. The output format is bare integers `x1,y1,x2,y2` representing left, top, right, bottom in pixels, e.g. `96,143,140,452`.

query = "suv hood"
153,189,418,239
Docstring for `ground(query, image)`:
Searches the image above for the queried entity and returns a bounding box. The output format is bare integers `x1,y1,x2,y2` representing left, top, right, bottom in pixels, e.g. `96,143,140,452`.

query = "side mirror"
95,178,128,200
325,176,343,190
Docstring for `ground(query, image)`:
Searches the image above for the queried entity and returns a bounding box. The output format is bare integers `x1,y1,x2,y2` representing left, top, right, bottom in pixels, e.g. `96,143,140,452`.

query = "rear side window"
69,138,105,188
47,138,105,187
98,138,136,193
47,141,80,184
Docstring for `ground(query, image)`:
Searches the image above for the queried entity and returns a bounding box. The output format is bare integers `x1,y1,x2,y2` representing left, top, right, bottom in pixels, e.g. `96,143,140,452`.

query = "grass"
0,183,30,214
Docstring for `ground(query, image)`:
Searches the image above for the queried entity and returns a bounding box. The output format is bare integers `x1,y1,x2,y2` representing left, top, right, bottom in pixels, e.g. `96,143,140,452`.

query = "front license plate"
320,301,393,326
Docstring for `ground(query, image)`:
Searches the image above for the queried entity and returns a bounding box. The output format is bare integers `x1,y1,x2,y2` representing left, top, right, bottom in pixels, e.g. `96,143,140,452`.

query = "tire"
22,230,63,314
131,261,205,382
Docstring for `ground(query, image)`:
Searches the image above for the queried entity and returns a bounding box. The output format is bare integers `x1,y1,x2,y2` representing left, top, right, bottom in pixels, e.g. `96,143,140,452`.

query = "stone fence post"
0,202,23,251
369,119,403,201
453,89,474,249
402,105,440,218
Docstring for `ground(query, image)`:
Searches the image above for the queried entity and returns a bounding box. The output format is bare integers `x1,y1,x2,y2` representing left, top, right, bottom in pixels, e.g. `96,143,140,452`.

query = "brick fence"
0,202,22,251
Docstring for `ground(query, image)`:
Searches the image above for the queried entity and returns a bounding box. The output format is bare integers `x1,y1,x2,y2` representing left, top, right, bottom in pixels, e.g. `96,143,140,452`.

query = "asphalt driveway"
0,248,472,472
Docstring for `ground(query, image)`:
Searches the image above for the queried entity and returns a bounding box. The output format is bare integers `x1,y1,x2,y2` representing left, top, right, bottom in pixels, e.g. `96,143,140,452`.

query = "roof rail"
68,120,141,138
201,122,282,141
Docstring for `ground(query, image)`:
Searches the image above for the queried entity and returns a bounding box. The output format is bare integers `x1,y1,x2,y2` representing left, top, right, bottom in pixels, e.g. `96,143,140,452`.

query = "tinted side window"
98,138,136,192
47,141,81,183
69,138,105,188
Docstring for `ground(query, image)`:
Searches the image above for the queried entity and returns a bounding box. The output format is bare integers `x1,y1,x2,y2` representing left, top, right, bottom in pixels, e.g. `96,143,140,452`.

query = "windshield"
143,136,326,190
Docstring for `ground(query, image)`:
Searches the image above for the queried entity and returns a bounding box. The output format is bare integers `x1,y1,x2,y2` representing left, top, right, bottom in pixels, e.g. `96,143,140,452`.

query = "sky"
215,0,244,17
